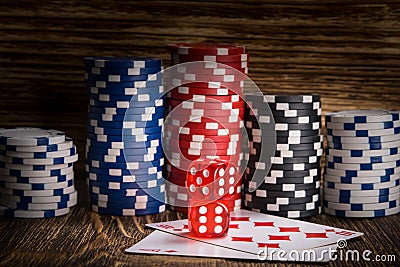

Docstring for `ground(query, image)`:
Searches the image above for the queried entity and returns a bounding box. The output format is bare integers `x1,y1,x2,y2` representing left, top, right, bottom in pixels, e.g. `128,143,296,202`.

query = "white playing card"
126,230,338,262
146,209,363,259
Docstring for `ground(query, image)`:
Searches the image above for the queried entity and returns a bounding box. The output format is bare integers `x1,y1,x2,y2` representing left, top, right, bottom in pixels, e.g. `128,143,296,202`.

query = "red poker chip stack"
164,43,248,212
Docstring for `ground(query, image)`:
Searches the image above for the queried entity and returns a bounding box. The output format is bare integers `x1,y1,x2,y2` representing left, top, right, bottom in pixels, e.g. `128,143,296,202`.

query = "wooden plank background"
1,1,399,179
1,1,400,266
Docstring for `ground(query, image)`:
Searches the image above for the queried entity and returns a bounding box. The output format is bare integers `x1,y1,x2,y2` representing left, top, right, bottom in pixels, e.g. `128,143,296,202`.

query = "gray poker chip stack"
243,93,323,218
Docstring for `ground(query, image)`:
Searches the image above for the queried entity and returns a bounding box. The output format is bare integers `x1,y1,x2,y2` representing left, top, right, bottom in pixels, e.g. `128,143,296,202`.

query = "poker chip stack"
0,128,78,218
84,57,166,216
243,94,323,218
324,110,400,218
164,43,248,212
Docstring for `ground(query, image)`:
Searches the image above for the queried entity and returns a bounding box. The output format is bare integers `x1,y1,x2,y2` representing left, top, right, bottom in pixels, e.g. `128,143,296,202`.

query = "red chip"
172,53,248,63
167,43,245,56
169,72,246,83
171,86,242,96
163,137,240,150
167,106,244,118
167,99,244,110
174,64,248,76
167,91,243,103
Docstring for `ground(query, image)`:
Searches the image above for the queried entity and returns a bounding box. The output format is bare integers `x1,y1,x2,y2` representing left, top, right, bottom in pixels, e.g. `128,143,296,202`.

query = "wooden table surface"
1,1,400,266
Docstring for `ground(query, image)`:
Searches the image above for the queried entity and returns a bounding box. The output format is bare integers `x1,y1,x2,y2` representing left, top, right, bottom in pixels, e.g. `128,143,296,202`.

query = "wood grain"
0,1,399,266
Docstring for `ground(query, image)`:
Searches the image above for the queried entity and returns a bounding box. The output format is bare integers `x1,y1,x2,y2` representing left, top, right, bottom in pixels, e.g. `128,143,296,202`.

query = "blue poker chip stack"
0,127,79,218
324,110,400,218
243,93,323,218
84,57,166,216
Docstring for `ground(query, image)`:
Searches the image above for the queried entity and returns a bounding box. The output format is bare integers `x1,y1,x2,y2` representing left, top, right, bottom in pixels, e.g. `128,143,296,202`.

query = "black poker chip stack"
242,93,323,218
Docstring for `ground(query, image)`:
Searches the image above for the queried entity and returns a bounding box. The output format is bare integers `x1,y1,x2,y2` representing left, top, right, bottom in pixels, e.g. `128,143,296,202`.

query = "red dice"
188,200,230,238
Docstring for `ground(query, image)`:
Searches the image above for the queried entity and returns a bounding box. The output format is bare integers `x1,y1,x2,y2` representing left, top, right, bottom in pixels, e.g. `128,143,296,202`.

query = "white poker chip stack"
324,110,400,217
0,128,78,218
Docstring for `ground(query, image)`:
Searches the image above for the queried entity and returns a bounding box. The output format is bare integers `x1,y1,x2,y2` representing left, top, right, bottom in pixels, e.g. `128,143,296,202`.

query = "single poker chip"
91,198,165,209
170,72,246,84
276,135,323,144
328,139,400,150
172,53,248,62
245,174,320,185
91,203,166,216
164,128,241,140
87,158,164,171
276,129,321,138
86,143,161,156
0,128,65,146
167,91,242,103
86,138,162,149
327,120,400,131
273,115,321,124
175,65,248,76
166,80,244,92
248,160,319,171
89,85,164,98
87,132,162,143
323,206,400,218
325,166,400,178
326,160,400,171
245,199,320,212
86,78,162,90
164,145,240,158
0,185,75,197
246,180,320,191
269,155,319,164
1,197,77,211
86,66,162,76
245,188,320,198
323,173,400,184
324,199,399,211
325,110,400,123
89,98,164,109
274,142,322,151
249,94,321,104
87,171,163,183
87,118,164,129
0,162,73,171
246,166,320,178
166,113,243,123
324,186,400,197
0,138,74,153
86,153,163,165
88,105,164,116
171,60,248,72
2,145,77,159
257,102,320,111
327,127,400,137
84,56,162,68
163,138,239,150
0,154,78,166
327,134,400,144
246,121,320,131
172,86,240,96
167,43,245,55
90,191,166,203
246,206,321,218
244,193,319,205
0,190,78,204
86,146,163,160
165,117,243,129
88,92,163,103
326,147,399,158
85,72,161,83
0,179,73,191
167,107,244,118
167,98,244,110
323,192,400,204
270,109,322,118
0,173,74,184
274,148,323,158
88,178,164,190
164,131,240,143
90,184,165,196
87,125,162,136
326,154,400,164
324,179,400,191
0,166,73,178
86,164,163,176
0,206,71,218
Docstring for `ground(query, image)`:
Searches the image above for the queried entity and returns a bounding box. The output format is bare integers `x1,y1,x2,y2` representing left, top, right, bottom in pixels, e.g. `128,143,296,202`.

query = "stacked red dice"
186,158,238,237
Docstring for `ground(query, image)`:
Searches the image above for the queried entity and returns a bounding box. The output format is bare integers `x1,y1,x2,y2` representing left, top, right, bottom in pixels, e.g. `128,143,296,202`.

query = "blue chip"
88,105,164,116
90,191,165,203
89,98,164,108
86,158,164,170
86,150,163,163
88,93,163,102
86,66,162,76
86,72,162,83
88,178,164,190
90,184,165,196
84,57,162,69
86,143,162,155
86,138,162,149
2,138,74,153
0,179,74,191
0,185,75,197
0,206,71,218
87,117,163,129
90,198,165,209
89,85,164,97
0,162,73,171
0,173,73,184
87,132,162,143
87,125,162,136
87,171,163,182
91,204,165,216
86,79,162,89
87,110,164,122
86,164,163,176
